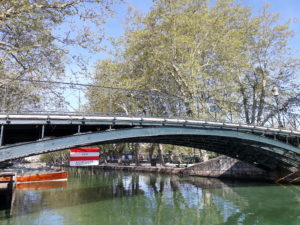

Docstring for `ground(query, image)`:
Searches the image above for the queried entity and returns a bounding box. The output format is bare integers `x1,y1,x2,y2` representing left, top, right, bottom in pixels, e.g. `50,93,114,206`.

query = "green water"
0,169,299,225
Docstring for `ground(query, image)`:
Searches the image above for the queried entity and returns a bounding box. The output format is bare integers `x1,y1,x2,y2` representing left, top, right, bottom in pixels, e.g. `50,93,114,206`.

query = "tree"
230,6,300,126
87,0,300,162
90,0,300,126
0,0,120,112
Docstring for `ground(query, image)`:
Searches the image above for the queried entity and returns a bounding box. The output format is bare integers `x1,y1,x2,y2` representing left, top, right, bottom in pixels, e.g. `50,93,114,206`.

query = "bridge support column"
0,125,4,146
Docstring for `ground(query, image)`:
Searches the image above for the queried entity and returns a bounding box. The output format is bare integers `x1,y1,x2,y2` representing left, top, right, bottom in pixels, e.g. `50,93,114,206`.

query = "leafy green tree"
230,6,300,126
90,0,300,127
0,0,120,111
87,0,300,162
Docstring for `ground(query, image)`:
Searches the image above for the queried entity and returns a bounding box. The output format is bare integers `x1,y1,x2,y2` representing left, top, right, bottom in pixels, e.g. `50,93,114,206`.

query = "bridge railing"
1,78,300,130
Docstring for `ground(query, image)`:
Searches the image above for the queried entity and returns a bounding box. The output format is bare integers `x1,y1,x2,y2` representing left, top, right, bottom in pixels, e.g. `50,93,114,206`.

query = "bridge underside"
124,136,296,171
0,126,299,172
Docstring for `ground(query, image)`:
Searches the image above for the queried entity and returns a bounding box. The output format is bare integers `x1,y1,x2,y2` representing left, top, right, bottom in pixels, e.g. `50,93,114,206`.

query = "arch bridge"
0,114,299,174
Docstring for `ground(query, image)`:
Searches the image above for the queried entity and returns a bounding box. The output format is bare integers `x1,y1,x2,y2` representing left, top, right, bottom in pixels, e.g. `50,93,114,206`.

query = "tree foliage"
0,0,119,111
89,0,300,127
85,0,300,163
40,150,69,165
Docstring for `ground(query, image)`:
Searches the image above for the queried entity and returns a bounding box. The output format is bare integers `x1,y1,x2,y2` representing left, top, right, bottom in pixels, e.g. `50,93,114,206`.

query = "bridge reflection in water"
0,169,299,225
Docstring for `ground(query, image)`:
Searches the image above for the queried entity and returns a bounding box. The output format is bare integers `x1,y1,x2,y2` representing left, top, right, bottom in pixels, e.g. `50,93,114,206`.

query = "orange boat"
0,171,68,183
16,171,68,183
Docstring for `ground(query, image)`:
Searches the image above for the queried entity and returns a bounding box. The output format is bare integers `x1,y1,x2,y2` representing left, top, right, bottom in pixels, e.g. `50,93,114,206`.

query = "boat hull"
16,171,68,183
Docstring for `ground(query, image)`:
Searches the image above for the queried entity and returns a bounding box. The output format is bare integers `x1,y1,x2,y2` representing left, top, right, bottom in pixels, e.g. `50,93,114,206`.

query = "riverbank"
92,163,183,175
2,156,293,183
61,156,275,182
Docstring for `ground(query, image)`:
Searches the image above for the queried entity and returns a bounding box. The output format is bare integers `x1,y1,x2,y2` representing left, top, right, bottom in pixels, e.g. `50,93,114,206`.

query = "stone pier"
181,156,273,181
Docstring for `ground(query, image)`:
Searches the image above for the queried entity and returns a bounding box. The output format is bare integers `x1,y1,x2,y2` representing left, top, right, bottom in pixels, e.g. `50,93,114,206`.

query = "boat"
0,170,68,184
16,171,68,183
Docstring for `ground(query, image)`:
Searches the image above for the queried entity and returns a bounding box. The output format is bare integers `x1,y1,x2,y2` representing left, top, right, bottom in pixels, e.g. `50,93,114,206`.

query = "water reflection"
0,169,299,225
0,188,15,219
16,181,68,191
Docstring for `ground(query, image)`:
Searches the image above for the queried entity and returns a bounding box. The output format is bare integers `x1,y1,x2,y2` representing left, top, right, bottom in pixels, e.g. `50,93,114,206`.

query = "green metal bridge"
0,114,299,174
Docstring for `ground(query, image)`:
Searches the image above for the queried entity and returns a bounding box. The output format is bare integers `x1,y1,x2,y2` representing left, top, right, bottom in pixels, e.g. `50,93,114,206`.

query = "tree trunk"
251,86,257,124
240,86,250,124
116,143,126,165
103,150,108,164
157,144,165,166
134,143,140,166
257,85,266,125
256,68,266,125
117,151,123,164
148,143,155,162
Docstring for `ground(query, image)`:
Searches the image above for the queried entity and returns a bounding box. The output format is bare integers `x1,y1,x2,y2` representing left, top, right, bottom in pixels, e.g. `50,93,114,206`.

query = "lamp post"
271,86,283,128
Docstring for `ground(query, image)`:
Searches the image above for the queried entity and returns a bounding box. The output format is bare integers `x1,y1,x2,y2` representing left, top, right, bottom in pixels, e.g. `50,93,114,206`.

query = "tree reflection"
1,170,300,225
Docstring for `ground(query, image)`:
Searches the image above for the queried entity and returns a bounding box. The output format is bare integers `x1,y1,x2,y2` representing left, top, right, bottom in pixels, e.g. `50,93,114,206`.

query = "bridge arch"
0,126,299,171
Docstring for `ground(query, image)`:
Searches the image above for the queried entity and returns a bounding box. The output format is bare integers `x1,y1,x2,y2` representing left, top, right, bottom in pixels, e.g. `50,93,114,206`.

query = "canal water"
0,168,299,225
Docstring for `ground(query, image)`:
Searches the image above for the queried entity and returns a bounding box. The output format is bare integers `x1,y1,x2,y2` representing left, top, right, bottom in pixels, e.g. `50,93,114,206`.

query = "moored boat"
16,171,68,183
0,170,68,184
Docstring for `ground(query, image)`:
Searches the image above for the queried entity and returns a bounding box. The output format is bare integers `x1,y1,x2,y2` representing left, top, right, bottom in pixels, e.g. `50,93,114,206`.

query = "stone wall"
182,156,273,180
76,164,183,175
63,156,276,181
